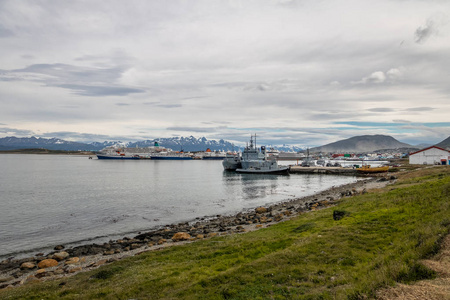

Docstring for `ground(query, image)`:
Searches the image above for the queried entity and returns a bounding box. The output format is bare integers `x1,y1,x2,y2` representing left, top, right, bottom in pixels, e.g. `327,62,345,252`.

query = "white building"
409,146,450,165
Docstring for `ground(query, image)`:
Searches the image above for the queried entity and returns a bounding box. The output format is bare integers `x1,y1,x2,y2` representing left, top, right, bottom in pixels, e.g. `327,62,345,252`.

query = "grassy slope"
2,167,449,299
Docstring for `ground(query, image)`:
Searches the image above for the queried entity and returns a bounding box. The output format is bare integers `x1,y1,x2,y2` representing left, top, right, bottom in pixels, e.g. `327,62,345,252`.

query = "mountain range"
0,135,448,153
0,136,300,152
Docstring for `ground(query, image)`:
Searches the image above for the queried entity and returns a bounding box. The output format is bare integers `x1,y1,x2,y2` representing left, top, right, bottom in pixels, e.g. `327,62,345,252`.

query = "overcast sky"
1,0,449,147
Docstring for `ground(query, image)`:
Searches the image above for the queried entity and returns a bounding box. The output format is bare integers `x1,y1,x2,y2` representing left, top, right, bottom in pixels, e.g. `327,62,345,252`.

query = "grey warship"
235,135,289,174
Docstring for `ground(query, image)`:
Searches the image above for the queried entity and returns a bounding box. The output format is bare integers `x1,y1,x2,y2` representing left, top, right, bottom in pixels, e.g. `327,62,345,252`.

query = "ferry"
201,148,226,160
96,146,141,160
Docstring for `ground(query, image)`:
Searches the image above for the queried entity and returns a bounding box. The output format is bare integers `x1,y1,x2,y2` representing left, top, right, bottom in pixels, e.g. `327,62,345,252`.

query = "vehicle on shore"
235,135,289,175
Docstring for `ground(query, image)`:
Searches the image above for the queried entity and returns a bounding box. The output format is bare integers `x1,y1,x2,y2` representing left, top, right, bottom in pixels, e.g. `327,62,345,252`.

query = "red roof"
409,145,450,156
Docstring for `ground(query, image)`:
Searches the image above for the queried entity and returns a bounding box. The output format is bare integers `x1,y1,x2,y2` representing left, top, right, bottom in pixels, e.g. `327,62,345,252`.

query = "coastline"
0,175,394,289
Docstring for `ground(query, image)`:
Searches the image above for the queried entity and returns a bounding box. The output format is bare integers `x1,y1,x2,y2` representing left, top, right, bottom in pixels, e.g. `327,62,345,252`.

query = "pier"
289,166,358,175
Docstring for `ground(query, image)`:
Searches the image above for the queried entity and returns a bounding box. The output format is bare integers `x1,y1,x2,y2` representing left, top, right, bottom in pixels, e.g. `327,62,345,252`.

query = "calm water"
0,154,357,259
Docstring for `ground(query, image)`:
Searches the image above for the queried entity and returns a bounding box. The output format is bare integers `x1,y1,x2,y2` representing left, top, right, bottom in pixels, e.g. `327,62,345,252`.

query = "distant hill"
310,135,415,153
436,136,450,149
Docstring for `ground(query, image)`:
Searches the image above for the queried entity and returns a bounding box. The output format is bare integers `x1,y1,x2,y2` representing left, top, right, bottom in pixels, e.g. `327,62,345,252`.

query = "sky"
1,0,449,147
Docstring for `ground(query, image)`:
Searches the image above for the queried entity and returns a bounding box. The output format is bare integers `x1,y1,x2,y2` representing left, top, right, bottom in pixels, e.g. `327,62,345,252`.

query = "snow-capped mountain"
0,136,244,152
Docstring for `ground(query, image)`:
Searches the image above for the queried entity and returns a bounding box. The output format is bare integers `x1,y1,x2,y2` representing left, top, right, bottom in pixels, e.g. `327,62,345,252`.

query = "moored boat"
235,135,289,175
150,150,193,160
201,148,226,160
356,165,389,173
96,146,141,160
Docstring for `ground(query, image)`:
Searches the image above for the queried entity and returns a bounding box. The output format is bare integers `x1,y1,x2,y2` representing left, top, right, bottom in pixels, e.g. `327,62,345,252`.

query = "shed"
409,146,450,165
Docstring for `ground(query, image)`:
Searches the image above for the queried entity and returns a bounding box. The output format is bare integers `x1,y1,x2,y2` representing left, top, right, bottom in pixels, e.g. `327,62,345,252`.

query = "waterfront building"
409,146,450,165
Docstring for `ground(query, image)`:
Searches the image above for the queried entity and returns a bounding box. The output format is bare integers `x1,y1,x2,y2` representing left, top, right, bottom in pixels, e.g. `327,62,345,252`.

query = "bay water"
0,154,357,259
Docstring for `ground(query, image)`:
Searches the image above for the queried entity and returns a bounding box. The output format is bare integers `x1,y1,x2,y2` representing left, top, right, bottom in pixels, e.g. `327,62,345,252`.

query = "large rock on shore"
37,259,58,269
52,251,69,261
255,207,267,214
65,257,80,265
20,262,36,270
172,232,191,241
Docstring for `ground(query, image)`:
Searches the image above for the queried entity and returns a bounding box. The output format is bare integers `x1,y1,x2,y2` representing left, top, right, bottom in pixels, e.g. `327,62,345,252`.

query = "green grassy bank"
2,167,449,299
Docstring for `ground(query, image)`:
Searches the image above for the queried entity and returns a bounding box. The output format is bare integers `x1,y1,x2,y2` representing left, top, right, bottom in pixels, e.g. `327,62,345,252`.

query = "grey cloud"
158,104,182,108
166,126,221,133
16,63,123,83
56,84,144,97
40,131,144,143
308,112,371,122
404,107,434,112
0,24,13,37
2,62,145,96
180,96,207,100
415,19,436,44
392,119,411,123
0,127,35,136
368,108,396,112
143,102,182,108
414,14,448,44
201,121,231,125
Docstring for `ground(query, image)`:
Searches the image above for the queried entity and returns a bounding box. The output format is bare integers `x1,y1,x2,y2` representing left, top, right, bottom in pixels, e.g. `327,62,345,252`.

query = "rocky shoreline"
0,175,395,290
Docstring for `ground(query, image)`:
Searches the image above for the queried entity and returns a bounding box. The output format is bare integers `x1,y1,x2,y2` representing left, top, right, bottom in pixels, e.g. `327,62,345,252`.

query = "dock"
289,166,358,175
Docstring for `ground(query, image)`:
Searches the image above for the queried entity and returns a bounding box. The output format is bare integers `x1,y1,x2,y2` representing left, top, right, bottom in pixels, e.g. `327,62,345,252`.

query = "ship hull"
97,154,140,160
150,156,193,160
236,166,290,174
356,166,389,173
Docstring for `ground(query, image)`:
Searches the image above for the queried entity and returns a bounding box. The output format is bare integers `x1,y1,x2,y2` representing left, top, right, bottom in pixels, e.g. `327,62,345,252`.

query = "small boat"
235,135,289,175
356,165,389,173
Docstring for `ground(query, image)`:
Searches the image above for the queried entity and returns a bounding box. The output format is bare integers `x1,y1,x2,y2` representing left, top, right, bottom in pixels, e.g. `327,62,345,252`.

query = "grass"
2,166,449,299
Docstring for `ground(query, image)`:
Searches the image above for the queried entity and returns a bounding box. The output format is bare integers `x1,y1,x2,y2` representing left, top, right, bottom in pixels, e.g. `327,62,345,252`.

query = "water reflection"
223,171,282,201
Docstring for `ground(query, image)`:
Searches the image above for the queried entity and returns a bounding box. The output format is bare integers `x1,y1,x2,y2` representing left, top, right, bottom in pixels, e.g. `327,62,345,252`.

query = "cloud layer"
0,0,449,146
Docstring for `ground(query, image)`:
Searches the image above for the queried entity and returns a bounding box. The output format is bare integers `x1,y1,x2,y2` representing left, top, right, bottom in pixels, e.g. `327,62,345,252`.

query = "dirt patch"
376,235,450,300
